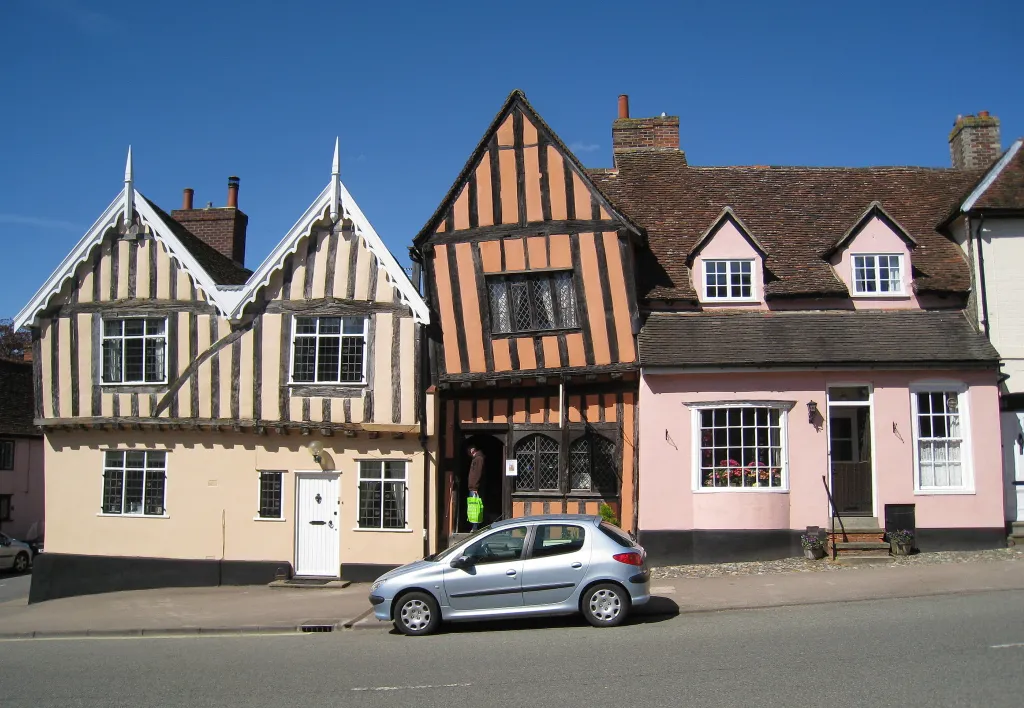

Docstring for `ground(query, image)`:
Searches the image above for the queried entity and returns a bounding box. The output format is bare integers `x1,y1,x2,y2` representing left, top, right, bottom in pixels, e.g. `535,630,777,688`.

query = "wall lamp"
307,440,324,466
807,401,819,424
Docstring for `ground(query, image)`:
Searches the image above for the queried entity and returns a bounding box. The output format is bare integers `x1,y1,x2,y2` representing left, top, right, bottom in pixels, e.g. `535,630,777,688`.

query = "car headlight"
370,580,383,593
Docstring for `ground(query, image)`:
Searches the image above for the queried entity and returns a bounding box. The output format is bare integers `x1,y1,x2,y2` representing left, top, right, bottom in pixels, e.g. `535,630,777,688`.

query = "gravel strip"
651,548,1024,579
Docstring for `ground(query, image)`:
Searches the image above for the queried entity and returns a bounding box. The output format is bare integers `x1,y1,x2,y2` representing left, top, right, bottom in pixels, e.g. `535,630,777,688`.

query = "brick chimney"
950,112,1001,170
171,177,248,267
612,94,683,166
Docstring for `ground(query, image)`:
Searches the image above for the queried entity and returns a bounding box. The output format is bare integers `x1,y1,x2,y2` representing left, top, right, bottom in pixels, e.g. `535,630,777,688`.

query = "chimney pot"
618,94,629,119
227,176,240,208
182,188,194,210
979,110,990,118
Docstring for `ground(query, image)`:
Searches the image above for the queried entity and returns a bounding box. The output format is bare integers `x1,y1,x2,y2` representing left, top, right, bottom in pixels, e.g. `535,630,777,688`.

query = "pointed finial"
123,145,134,225
329,137,341,222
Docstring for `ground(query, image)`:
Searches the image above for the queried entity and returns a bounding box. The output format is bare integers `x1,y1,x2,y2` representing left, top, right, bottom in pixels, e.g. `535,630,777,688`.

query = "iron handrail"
821,474,848,560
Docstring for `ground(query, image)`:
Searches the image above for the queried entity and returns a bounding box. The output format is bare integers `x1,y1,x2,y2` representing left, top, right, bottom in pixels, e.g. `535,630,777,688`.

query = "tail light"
612,552,644,566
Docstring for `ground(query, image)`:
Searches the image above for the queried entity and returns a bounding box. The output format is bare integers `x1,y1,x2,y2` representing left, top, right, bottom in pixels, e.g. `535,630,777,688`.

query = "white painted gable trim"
232,180,430,324
14,188,235,329
962,139,1022,212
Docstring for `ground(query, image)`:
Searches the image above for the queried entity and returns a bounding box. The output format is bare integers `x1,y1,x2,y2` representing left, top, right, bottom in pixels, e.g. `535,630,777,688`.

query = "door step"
831,516,882,533
834,541,891,552
269,578,351,590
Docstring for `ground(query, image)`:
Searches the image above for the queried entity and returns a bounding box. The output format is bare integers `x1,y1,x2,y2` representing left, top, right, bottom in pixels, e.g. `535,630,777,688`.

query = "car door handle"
571,562,583,569
506,569,517,576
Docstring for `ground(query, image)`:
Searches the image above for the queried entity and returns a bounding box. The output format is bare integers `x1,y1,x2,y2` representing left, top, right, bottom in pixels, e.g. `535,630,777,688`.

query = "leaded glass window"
514,434,560,491
291,316,367,384
358,461,407,529
101,318,166,383
569,433,619,495
487,271,578,334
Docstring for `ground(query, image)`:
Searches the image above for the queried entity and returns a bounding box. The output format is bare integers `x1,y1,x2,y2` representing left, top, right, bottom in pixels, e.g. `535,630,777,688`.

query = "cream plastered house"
941,114,1024,537
15,144,435,602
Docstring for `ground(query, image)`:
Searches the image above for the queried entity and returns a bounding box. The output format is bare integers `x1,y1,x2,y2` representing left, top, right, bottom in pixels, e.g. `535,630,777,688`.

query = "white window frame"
851,253,905,296
288,315,369,385
689,402,791,492
99,449,169,517
910,382,974,494
702,259,756,302
255,470,287,521
100,316,169,385
355,459,411,532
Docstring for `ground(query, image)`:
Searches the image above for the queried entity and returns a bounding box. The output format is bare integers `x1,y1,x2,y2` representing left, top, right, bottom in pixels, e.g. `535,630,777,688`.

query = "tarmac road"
2,589,1023,707
0,572,30,604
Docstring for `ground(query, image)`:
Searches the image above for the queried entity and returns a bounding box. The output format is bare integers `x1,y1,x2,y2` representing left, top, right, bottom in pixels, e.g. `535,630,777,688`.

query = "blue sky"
1,0,1021,319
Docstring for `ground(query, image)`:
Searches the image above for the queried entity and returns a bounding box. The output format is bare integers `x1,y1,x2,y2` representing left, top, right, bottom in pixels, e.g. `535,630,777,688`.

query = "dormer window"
852,254,903,295
704,260,753,301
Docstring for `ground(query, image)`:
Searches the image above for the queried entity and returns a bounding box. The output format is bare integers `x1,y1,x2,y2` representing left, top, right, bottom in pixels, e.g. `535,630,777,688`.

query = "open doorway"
828,386,874,516
459,433,505,532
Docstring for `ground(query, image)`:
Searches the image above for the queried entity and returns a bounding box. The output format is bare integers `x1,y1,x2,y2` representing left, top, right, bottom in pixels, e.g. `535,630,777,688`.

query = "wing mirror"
450,555,475,569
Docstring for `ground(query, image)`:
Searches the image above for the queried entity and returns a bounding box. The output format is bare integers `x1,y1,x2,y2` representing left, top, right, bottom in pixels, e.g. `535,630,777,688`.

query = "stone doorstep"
835,542,891,552
268,579,352,590
831,516,882,533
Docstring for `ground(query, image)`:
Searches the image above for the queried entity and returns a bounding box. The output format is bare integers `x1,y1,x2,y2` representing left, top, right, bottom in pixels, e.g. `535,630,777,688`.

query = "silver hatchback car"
369,514,650,635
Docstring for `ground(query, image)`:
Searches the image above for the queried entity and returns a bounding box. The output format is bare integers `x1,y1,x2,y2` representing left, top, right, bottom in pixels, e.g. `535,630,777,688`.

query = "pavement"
0,572,31,604
2,556,1023,639
4,590,1024,707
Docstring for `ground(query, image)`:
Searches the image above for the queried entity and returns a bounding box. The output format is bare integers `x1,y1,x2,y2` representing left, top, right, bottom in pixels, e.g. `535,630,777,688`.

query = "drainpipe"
412,250,432,557
974,214,991,338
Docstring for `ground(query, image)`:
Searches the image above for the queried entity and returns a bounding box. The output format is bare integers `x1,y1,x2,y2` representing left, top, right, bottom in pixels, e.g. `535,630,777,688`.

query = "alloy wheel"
589,588,621,622
13,553,28,573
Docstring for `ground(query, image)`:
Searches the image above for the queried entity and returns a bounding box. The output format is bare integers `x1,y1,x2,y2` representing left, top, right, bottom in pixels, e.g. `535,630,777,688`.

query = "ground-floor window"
258,471,284,519
0,494,10,521
514,431,619,495
913,387,970,491
358,461,407,529
695,406,786,489
102,450,166,515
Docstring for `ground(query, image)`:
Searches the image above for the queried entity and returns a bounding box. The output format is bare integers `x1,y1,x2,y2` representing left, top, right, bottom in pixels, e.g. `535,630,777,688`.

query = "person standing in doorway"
467,445,485,531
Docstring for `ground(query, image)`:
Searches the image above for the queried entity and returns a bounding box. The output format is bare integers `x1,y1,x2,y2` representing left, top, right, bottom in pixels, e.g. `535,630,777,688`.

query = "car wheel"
393,591,441,636
12,552,29,574
582,583,629,628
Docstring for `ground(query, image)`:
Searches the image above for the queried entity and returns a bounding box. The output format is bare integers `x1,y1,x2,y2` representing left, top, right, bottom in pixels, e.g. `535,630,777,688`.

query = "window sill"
489,327,581,340
352,527,414,533
253,516,287,522
693,487,790,494
913,488,976,496
286,384,367,398
851,293,908,299
96,513,170,519
701,299,761,305
99,383,168,392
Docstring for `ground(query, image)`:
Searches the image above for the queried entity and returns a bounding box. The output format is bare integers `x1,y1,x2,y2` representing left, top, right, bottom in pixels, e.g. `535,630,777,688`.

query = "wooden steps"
829,517,892,565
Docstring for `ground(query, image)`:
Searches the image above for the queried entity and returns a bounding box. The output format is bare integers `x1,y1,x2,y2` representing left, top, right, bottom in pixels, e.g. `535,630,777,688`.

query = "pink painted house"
0,358,44,544
590,98,1005,564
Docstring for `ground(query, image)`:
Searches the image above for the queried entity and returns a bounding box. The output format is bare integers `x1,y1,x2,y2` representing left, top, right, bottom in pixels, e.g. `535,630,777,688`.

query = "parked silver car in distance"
0,533,33,573
369,514,650,635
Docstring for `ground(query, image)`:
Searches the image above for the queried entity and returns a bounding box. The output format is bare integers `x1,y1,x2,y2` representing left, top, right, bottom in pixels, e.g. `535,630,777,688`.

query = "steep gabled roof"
822,201,917,259
960,139,1024,212
589,151,982,301
233,173,429,324
687,206,767,265
14,186,245,329
413,90,642,247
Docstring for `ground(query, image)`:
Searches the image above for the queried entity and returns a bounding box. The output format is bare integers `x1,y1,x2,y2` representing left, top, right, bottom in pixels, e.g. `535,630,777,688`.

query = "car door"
443,525,528,611
520,523,592,606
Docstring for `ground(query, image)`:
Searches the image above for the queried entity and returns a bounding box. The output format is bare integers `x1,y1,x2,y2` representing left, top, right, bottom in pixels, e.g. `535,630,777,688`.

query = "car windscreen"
598,521,636,548
428,524,494,562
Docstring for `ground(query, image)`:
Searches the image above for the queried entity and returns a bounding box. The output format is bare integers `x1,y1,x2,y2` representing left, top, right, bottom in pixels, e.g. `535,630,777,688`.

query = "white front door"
1002,412,1024,523
295,473,340,577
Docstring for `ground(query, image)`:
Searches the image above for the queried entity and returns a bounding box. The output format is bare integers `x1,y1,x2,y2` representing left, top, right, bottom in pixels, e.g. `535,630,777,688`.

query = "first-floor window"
697,406,785,489
852,254,903,295
358,461,407,529
0,494,10,522
102,450,166,515
0,440,13,470
487,271,578,334
914,389,968,490
291,316,367,384
102,318,167,383
258,471,283,519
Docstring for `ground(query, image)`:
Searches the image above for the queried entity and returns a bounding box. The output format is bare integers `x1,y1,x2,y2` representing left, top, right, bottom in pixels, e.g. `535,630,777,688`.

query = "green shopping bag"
466,496,484,524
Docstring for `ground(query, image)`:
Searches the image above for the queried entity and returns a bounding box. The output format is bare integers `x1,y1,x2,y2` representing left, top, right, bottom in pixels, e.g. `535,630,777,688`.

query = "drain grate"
300,624,335,633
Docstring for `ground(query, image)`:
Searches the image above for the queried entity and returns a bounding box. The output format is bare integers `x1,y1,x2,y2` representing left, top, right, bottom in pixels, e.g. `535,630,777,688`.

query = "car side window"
465,526,528,564
531,524,586,559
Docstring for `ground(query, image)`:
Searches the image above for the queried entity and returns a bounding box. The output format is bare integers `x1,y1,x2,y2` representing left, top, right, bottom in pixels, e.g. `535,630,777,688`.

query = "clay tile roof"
639,310,999,369
143,198,252,286
973,140,1024,210
588,151,984,301
0,359,40,437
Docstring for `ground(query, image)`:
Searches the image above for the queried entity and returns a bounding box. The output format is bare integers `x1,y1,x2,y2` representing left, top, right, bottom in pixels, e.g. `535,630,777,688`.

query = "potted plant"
889,529,914,556
801,532,826,560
